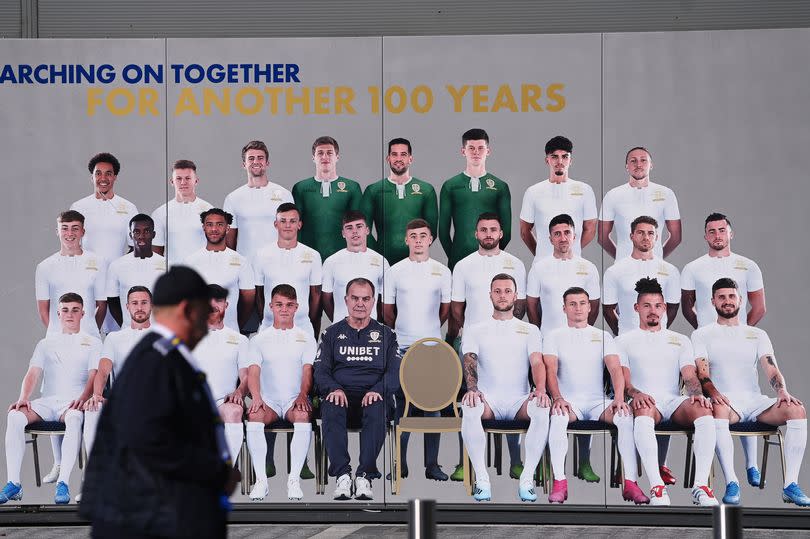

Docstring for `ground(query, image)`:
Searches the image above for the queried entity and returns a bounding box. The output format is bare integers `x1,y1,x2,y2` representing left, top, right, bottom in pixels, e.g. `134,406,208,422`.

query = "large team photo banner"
0,29,808,507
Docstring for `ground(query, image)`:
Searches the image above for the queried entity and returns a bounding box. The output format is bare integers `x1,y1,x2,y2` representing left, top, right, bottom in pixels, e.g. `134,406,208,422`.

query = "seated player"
245,285,316,501
194,285,249,470
460,274,549,502
617,278,718,506
83,286,153,463
543,287,648,504
695,277,809,506
315,278,400,501
1,293,101,505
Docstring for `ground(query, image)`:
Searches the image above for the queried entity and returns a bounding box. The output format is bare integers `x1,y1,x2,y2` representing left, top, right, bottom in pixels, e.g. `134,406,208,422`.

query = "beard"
716,306,740,319
645,317,660,327
478,238,499,250
389,164,408,176
494,302,514,312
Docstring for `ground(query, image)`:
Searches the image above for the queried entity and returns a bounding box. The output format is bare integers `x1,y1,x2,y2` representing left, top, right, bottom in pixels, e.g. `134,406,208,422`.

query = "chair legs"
30,434,41,487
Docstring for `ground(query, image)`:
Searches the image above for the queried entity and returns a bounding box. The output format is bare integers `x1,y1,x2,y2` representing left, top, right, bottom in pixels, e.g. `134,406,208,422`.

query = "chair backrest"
400,338,462,413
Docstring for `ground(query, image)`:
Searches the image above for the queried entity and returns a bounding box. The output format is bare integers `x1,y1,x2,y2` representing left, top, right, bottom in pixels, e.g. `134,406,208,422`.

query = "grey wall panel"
37,0,810,38
0,0,21,38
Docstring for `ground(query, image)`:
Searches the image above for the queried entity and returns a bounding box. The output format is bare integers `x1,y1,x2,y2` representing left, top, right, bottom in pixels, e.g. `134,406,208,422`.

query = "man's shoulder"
292,177,316,192
70,194,95,209
411,177,435,191
322,319,349,338
442,173,467,186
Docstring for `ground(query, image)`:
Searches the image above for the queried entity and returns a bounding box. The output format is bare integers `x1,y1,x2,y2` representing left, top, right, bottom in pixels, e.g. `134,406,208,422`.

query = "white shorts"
569,397,610,421
654,395,689,422
30,396,73,422
484,393,530,421
266,396,300,420
729,393,778,422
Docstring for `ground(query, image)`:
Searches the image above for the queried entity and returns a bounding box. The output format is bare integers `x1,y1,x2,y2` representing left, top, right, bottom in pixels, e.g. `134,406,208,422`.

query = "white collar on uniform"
387,177,411,199
463,171,482,192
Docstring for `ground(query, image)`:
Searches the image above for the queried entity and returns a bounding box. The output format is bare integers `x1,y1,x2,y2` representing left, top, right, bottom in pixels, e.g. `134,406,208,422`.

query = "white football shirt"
544,325,618,402
105,252,166,327
151,197,213,265
99,326,149,381
70,194,138,263
383,258,452,346
526,255,600,336
222,182,294,261
194,327,249,401
616,328,693,401
322,248,389,322
602,256,680,335
681,253,764,328
599,182,680,260
30,332,101,400
248,326,317,403
519,179,598,261
451,250,527,328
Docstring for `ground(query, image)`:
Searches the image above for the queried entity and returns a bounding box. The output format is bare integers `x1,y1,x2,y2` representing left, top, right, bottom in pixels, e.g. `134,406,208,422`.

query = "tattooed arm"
461,352,483,406
695,356,729,406
760,354,803,407
622,365,655,410
680,364,712,409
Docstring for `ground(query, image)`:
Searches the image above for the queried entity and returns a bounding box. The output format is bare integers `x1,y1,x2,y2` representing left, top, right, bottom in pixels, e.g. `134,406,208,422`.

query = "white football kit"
322,248,389,322
600,182,680,261
223,182,294,261
451,250,527,328
526,255,600,336
35,251,107,338
99,326,149,383
70,194,138,263
519,179,598,262
105,253,166,327
383,258,451,347
151,197,213,265
253,243,322,333
184,247,255,331
681,253,764,328
603,256,680,335
195,327,250,404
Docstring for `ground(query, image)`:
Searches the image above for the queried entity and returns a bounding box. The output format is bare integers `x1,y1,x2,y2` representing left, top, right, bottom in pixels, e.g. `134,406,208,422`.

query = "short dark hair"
625,146,652,162
58,292,84,305
276,202,301,218
705,212,731,230
129,213,154,229
88,152,120,175
563,286,589,301
346,277,375,296
631,215,658,232
271,284,297,301
241,140,269,161
58,210,85,225
545,136,573,155
200,208,233,225
208,284,228,300
405,218,431,232
635,277,663,301
312,136,339,155
490,273,516,289
712,277,738,295
342,210,367,225
388,137,412,154
548,213,575,231
462,128,489,146
172,159,196,171
477,212,502,226
127,285,153,301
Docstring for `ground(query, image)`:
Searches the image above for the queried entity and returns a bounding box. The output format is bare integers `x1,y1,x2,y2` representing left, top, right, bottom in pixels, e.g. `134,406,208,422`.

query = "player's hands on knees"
777,389,803,407
689,394,713,409
326,389,348,407
84,394,105,411
551,396,571,415
249,396,267,414
293,392,312,412
361,391,382,407
224,391,243,407
710,392,730,406
529,389,551,408
8,399,30,412
610,399,631,416
461,390,484,407
67,399,84,410
631,392,656,410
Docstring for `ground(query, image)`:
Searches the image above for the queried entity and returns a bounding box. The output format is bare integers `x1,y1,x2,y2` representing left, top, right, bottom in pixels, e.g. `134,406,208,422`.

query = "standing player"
603,216,680,336
543,287,649,504
83,286,153,465
224,140,293,261
106,214,166,328
695,278,808,506
184,209,255,332
360,138,438,265
448,212,527,481
526,214,600,483
617,278,719,506
598,147,681,261
682,213,766,482
245,285,316,501
253,203,322,337
460,274,550,502
321,211,389,323
382,219,452,481
0,293,101,505
519,136,597,263
36,210,107,339
151,159,213,265
439,128,511,270
315,278,401,501
292,136,362,261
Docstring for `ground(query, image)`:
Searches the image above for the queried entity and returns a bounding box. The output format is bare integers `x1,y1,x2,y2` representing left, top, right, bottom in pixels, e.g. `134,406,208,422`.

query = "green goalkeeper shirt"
292,176,362,260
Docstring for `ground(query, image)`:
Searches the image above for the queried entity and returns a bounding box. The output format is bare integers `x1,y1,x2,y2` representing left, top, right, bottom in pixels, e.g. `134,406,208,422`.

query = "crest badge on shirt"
229,256,242,266
411,183,422,195
569,185,584,197
81,337,93,346
667,335,682,347
576,262,589,276
515,324,529,335
337,181,348,193
734,259,749,271
116,203,130,214
86,258,98,271
652,189,666,202
155,260,167,271
745,330,758,340
295,332,307,343
502,260,515,270
370,257,382,267
226,335,240,345
270,190,282,202
369,330,382,343
431,264,443,276
301,252,314,264
657,263,670,277
485,178,496,190
590,331,602,343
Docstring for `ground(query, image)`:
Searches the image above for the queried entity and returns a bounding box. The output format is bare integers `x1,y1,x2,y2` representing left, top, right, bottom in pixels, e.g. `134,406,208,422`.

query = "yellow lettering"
263,87,282,115
491,84,518,112
546,83,566,112
335,86,356,114
174,88,200,116
385,86,407,114
313,86,330,114
86,88,103,116
521,84,543,112
410,85,433,114
471,85,488,112
107,88,135,116
285,87,310,114
235,88,263,115
203,88,230,115
138,88,160,116
446,85,469,112
368,86,381,114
